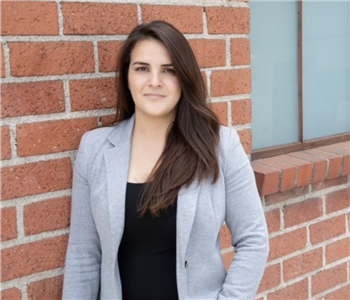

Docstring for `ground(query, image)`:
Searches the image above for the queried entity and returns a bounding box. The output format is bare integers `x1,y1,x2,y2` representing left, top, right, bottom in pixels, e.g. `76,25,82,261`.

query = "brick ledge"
251,141,350,196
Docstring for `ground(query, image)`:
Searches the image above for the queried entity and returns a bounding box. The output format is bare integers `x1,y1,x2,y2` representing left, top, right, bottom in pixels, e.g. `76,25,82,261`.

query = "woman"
62,21,269,300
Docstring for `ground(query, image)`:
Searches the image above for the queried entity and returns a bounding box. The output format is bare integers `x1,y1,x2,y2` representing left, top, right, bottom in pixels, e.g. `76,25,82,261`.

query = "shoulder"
218,125,241,154
218,125,248,171
80,125,116,151
78,117,133,155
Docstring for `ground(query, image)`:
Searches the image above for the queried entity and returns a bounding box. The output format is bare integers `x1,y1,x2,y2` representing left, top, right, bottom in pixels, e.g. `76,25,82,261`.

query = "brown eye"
164,68,176,74
136,67,148,72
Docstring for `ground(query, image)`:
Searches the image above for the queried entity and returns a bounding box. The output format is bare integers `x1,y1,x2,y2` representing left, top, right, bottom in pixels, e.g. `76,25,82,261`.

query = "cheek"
170,78,181,95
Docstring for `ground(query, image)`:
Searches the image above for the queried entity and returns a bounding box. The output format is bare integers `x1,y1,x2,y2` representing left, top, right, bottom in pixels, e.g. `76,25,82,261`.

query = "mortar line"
57,0,64,36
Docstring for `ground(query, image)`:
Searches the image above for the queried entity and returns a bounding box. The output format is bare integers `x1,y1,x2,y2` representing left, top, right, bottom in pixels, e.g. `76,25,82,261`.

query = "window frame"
251,1,350,160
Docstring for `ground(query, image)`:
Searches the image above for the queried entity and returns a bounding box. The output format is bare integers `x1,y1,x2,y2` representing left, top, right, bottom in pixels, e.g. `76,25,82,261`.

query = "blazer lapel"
177,179,201,261
104,116,135,254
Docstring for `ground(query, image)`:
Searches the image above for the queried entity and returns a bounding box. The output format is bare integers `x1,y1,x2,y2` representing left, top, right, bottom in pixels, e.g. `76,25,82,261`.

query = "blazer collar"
104,115,200,262
107,114,135,147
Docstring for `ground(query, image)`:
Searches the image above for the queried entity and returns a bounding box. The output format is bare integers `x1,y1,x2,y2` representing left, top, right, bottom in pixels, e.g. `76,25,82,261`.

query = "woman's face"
128,39,182,122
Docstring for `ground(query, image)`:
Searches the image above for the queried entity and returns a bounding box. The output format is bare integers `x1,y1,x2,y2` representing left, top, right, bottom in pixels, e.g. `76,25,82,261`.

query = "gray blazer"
62,116,269,300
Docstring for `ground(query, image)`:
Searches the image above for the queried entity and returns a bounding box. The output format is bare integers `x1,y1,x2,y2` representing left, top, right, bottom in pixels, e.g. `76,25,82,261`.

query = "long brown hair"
116,21,220,216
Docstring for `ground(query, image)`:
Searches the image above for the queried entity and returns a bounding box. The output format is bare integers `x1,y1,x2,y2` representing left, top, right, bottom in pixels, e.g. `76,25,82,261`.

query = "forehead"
130,39,172,63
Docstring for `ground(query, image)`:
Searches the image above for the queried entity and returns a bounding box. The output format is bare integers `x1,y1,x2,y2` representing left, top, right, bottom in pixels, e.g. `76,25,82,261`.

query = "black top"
117,182,179,300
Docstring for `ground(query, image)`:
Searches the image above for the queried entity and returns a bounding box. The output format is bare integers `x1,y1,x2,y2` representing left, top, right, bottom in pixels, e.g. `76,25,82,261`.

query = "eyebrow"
132,61,174,67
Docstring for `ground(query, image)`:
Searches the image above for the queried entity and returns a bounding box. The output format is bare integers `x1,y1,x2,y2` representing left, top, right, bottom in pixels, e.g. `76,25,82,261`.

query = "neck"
133,112,174,141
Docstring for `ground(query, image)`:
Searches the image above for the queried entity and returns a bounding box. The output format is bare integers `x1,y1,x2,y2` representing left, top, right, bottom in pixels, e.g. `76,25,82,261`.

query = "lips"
143,93,165,99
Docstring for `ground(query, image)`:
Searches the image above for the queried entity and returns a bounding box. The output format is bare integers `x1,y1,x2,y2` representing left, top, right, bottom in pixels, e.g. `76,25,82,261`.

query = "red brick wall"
252,145,350,299
1,1,349,299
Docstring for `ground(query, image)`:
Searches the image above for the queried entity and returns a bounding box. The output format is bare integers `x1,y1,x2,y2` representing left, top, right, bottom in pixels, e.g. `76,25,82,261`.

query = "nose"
148,71,162,87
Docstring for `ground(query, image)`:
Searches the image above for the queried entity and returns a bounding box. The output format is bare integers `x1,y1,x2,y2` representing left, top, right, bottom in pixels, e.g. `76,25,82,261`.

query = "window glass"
251,1,299,150
302,1,350,140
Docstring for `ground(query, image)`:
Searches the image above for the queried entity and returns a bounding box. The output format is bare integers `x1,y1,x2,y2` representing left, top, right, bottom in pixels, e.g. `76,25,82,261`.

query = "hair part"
115,20,220,217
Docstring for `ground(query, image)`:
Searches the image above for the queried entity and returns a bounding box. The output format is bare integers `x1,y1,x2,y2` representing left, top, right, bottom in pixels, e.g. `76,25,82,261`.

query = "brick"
284,197,323,228
237,129,252,154
278,155,313,187
28,275,63,300
231,99,251,126
24,197,71,235
62,3,137,35
1,126,11,160
1,207,17,241
142,6,203,34
267,279,308,300
1,45,5,78
256,158,296,192
320,143,350,157
206,7,249,34
306,149,342,180
210,102,228,126
1,235,68,282
17,118,96,157
1,81,65,118
326,188,350,213
312,175,348,192
221,251,235,272
310,215,346,245
325,237,350,264
1,288,21,300
265,209,280,234
265,186,309,206
188,39,226,68
98,41,124,73
319,144,349,175
219,224,232,249
70,78,117,112
211,69,251,97
269,227,307,261
336,141,350,151
231,38,250,66
290,151,327,183
312,263,347,296
99,114,116,126
251,162,280,196
1,1,58,36
1,158,72,201
9,42,94,77
283,248,323,281
325,284,350,300
342,155,350,176
258,263,281,293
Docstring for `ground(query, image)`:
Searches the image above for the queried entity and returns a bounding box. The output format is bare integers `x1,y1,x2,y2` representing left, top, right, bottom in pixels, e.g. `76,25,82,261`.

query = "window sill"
251,141,350,197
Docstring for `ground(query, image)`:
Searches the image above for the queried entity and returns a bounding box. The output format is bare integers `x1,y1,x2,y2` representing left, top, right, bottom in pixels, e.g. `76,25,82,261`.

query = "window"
250,0,350,159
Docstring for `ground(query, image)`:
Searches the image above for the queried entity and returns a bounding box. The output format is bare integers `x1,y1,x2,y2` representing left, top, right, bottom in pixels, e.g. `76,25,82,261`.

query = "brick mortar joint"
266,237,350,271
0,189,72,209
311,280,350,300
57,0,64,37
262,181,350,213
43,0,249,7
1,228,70,250
267,206,350,240
259,259,350,299
0,109,116,129
2,42,11,79
0,267,64,293
137,4,142,24
1,34,249,43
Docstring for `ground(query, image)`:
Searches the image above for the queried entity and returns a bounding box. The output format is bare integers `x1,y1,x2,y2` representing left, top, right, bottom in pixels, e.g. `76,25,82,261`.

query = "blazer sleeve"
62,132,101,300
218,128,269,300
